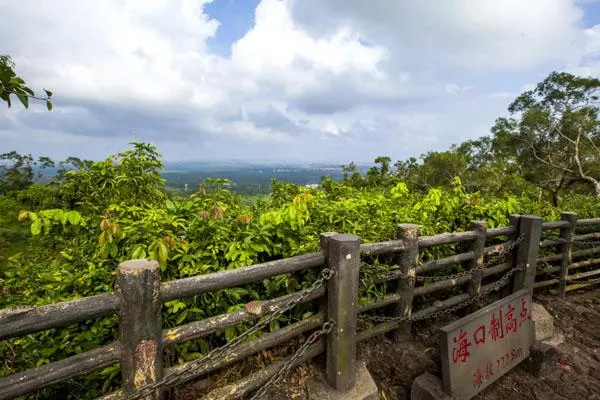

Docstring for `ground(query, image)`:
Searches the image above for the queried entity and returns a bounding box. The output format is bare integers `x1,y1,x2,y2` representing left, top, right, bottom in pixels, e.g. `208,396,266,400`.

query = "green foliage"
0,55,52,110
2,134,600,398
491,71,600,198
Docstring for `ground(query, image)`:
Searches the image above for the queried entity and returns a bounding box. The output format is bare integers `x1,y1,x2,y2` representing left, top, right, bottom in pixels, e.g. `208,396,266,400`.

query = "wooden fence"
0,213,599,399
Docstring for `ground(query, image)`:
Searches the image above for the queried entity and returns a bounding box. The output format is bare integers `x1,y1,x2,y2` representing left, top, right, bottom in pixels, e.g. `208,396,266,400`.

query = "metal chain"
121,268,334,400
248,321,334,400
358,262,529,324
360,234,525,283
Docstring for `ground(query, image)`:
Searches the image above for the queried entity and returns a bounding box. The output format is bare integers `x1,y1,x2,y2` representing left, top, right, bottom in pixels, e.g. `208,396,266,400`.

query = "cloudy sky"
2,0,600,163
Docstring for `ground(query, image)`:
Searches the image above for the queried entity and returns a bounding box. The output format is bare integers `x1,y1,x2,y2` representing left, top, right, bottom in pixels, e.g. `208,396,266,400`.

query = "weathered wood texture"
116,260,163,399
325,234,360,391
0,343,120,400
574,232,600,241
512,216,543,292
161,315,324,391
417,251,475,274
534,278,560,289
360,239,405,256
162,286,325,346
566,280,600,291
466,221,487,310
538,254,563,263
559,212,577,295
567,268,600,281
413,275,472,296
358,293,401,313
540,239,565,248
160,252,325,301
393,224,419,342
570,257,600,270
486,226,516,238
0,293,119,340
577,218,600,226
484,241,513,256
572,247,600,258
202,340,325,400
418,231,477,248
542,221,570,230
483,262,511,277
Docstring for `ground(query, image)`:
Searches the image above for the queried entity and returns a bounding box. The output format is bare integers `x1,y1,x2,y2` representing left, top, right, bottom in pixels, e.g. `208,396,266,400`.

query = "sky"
2,0,600,163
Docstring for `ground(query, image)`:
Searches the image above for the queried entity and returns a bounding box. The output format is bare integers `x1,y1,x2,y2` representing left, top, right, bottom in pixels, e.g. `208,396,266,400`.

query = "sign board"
440,289,534,399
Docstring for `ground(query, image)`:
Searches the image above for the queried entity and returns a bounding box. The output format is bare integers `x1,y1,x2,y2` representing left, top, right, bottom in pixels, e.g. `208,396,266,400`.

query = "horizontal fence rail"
161,252,325,301
1,212,599,399
0,293,119,340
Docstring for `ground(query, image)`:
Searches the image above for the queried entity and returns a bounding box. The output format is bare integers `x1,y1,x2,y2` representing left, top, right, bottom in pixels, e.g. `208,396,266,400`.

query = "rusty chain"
248,320,334,400
360,233,525,283
359,262,529,324
120,268,334,400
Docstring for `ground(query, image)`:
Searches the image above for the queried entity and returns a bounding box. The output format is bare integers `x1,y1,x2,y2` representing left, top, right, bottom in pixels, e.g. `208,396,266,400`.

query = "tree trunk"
581,175,600,196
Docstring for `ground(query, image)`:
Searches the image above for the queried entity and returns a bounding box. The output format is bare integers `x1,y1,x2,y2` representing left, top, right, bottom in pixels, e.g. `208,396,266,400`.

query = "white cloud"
1,0,600,162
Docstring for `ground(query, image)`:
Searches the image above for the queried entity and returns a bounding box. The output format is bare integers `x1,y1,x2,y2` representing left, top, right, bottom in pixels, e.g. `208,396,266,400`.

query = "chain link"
120,268,334,400
360,234,525,283
248,321,334,400
359,263,529,324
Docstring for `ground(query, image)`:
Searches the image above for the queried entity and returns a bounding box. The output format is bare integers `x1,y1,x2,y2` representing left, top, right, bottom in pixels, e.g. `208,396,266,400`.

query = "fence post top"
561,211,578,217
320,232,338,239
330,233,360,243
398,223,420,229
519,215,543,221
118,259,160,274
470,220,487,226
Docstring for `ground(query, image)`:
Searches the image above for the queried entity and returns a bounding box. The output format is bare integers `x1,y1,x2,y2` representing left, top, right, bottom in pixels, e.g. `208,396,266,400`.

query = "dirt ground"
360,288,600,400
184,288,600,399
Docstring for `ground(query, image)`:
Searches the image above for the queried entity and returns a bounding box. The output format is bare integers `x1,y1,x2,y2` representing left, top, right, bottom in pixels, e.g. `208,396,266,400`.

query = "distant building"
304,183,320,189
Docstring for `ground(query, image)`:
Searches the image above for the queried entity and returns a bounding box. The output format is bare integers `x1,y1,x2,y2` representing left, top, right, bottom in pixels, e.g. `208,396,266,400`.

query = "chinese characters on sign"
440,289,533,399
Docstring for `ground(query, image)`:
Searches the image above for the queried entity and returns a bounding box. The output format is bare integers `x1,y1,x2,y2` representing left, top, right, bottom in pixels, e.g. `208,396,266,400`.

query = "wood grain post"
392,224,419,343
512,216,542,293
559,212,577,296
500,215,521,298
466,221,487,310
117,260,163,399
325,234,360,391
318,231,337,368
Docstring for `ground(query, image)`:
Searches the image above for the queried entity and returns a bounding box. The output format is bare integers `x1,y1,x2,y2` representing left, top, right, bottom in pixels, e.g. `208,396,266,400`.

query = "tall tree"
491,72,600,198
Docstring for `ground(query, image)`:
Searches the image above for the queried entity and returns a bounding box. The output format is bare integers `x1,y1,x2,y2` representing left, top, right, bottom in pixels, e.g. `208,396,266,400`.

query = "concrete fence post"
117,259,163,399
512,216,543,292
324,234,360,391
393,224,419,342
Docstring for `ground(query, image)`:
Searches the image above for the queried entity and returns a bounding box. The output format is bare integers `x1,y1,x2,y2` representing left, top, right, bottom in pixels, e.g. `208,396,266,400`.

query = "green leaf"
46,100,53,110
158,242,168,268
16,92,29,108
31,219,42,235
44,89,53,97
165,199,176,212
269,319,280,332
224,327,236,342
65,211,82,225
